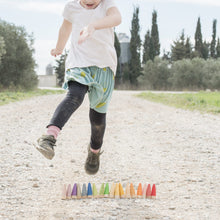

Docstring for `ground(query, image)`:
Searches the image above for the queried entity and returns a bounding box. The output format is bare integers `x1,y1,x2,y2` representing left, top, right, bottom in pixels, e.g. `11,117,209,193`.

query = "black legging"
48,81,106,150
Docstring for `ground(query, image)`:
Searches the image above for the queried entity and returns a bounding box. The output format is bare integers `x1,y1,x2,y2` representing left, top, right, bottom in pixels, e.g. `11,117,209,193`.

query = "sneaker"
35,135,56,160
84,145,103,175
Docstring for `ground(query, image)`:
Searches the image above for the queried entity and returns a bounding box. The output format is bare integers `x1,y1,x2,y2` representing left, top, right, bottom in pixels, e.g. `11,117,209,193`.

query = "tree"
162,49,171,62
129,6,142,86
54,50,68,87
210,19,217,58
185,37,192,59
171,30,190,61
114,32,121,86
142,30,151,63
150,10,160,60
139,57,171,90
0,36,6,64
201,40,209,60
0,19,38,90
216,38,220,58
121,63,130,83
194,17,203,57
171,35,185,61
170,58,205,90
202,58,220,89
149,36,155,61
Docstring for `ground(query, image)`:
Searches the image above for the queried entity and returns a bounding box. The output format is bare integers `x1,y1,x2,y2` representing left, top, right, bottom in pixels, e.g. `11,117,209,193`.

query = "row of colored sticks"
62,183,156,200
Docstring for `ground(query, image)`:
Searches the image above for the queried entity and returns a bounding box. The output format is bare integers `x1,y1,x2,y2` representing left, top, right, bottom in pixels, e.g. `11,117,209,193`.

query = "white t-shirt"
63,0,117,75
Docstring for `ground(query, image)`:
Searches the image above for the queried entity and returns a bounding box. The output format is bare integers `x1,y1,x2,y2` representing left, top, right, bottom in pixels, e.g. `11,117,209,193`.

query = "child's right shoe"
84,145,103,175
35,135,56,160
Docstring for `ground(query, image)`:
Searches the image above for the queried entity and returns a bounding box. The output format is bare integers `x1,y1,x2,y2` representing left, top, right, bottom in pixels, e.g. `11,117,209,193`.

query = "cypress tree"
216,38,220,58
185,37,192,59
149,36,155,61
194,17,203,57
129,6,141,86
210,19,217,58
142,30,151,63
150,10,160,59
114,32,121,86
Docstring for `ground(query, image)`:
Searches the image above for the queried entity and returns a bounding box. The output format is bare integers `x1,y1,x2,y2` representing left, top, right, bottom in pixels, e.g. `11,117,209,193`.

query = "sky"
0,0,220,75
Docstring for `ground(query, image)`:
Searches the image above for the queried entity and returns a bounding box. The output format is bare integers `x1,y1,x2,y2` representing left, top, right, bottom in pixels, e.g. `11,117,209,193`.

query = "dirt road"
0,91,219,220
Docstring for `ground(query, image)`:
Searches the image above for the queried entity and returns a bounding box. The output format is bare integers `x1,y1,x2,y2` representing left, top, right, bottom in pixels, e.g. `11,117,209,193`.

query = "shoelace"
88,151,103,165
42,136,56,148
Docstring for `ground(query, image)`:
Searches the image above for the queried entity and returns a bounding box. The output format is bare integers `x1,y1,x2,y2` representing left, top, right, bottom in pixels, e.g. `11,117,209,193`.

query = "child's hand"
78,24,95,44
51,48,63,57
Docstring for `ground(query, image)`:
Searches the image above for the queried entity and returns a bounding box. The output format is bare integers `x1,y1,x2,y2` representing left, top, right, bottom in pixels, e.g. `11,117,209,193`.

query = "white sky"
0,0,220,75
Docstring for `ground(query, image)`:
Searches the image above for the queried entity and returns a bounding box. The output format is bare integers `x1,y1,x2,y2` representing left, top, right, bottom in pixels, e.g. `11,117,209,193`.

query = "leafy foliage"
171,31,193,61
210,19,217,58
129,6,142,86
139,57,220,90
0,19,38,90
54,51,67,87
170,58,205,90
142,30,151,63
0,36,6,64
194,17,203,58
139,57,171,90
150,10,160,59
216,38,220,58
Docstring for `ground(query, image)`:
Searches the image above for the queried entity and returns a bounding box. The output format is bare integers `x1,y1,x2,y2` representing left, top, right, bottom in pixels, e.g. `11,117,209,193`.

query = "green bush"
139,57,220,91
139,56,171,90
203,58,220,90
170,58,205,90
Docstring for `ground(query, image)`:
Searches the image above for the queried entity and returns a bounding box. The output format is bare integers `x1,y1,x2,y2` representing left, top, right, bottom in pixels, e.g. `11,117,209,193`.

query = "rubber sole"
34,142,54,160
84,164,99,175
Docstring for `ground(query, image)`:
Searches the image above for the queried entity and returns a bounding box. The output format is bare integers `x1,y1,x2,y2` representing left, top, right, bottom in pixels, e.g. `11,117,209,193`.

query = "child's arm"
78,7,121,44
51,19,72,57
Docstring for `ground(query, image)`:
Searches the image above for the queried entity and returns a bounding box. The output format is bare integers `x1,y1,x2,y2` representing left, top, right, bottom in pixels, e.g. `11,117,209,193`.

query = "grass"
0,89,65,106
137,91,220,114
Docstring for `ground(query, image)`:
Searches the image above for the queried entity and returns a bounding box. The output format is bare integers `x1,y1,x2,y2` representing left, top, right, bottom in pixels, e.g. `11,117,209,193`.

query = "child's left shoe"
35,135,56,160
84,145,103,175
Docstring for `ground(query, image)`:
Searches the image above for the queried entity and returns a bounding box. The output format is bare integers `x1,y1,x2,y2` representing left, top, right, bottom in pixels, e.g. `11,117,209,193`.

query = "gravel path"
0,90,219,220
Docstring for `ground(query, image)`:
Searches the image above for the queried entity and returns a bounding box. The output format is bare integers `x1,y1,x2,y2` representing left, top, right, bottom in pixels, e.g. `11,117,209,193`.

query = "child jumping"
35,0,121,175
